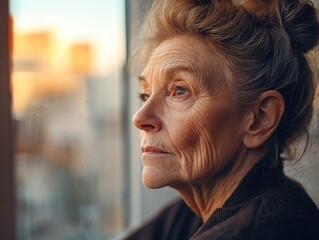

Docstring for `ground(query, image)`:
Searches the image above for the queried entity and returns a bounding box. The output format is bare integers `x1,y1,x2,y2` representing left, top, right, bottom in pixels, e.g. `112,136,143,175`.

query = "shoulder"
250,176,319,239
193,175,319,240
124,198,202,240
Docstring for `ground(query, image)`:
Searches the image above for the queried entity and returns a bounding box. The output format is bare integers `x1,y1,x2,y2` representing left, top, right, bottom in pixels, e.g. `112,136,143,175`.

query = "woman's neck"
172,151,262,222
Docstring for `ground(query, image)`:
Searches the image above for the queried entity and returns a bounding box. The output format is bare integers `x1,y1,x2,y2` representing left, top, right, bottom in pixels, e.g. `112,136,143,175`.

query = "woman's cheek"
193,135,217,179
173,119,217,183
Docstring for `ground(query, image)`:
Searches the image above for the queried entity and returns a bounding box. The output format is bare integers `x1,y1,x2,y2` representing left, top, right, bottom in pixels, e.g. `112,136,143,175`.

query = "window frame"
0,0,16,239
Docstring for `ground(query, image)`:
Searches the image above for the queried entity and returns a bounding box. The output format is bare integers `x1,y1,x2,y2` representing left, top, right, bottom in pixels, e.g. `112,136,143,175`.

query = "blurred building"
14,31,54,72
69,43,92,75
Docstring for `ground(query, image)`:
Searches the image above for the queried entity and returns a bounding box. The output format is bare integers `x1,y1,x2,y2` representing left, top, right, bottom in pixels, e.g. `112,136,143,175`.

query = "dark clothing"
124,157,319,240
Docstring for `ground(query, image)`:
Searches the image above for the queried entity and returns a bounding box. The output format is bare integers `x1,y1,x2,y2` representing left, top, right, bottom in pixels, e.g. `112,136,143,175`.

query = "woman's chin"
142,166,173,189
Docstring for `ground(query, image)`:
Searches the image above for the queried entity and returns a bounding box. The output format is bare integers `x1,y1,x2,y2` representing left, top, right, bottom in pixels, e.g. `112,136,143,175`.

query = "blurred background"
11,0,126,239
5,0,319,239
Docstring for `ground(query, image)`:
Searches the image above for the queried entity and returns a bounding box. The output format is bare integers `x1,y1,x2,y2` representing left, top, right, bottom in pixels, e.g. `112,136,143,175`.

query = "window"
11,0,127,239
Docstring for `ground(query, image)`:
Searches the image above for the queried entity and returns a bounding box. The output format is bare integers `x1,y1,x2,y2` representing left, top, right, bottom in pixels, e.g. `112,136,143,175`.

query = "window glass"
10,0,126,239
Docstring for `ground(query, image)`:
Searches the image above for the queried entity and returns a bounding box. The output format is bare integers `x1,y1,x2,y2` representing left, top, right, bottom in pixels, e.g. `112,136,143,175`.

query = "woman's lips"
141,146,169,154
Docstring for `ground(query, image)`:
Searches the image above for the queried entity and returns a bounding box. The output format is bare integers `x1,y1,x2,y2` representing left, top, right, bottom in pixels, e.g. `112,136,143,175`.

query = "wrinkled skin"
132,36,247,189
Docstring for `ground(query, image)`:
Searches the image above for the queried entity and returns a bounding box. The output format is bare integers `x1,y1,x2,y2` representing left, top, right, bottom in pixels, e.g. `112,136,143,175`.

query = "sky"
11,0,126,74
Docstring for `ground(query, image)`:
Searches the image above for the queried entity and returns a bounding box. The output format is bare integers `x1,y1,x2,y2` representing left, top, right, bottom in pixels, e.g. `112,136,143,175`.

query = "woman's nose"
132,100,162,132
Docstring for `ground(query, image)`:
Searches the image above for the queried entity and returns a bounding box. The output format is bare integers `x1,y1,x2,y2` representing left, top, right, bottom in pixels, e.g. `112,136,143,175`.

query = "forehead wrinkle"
142,37,227,92
151,49,210,84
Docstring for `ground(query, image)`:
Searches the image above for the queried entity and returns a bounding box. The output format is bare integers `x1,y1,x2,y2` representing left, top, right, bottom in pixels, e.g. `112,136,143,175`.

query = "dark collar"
195,154,284,234
223,155,284,208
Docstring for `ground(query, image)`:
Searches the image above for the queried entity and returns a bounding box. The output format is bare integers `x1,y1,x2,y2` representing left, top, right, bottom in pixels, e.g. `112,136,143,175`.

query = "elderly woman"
125,0,319,239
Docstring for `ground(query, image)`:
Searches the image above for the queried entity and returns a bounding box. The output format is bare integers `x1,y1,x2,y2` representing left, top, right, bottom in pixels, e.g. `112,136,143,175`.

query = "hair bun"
281,0,319,53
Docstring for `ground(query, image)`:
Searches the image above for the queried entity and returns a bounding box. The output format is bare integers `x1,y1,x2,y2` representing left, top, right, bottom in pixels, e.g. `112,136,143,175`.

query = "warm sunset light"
11,0,125,114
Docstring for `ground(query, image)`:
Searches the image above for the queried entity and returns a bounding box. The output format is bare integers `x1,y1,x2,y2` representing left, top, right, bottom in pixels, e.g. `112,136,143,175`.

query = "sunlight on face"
132,36,246,189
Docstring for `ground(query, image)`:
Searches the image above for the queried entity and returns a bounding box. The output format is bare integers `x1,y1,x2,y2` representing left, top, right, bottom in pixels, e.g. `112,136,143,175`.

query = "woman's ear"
243,90,285,149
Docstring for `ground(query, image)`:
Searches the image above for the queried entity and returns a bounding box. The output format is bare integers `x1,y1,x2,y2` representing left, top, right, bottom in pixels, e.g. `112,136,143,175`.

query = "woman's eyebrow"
138,75,146,82
138,75,149,89
137,65,195,88
138,65,193,81
165,65,193,77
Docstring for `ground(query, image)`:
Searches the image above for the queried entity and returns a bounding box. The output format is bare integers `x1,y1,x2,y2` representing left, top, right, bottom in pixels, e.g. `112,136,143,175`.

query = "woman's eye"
138,93,150,102
171,86,189,97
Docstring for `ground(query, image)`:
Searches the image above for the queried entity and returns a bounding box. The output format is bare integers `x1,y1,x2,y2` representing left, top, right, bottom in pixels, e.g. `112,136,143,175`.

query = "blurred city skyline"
11,0,126,114
11,0,126,75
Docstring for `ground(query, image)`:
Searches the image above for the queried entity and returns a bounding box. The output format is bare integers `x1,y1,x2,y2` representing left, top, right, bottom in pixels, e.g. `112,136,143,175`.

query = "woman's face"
133,36,246,189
